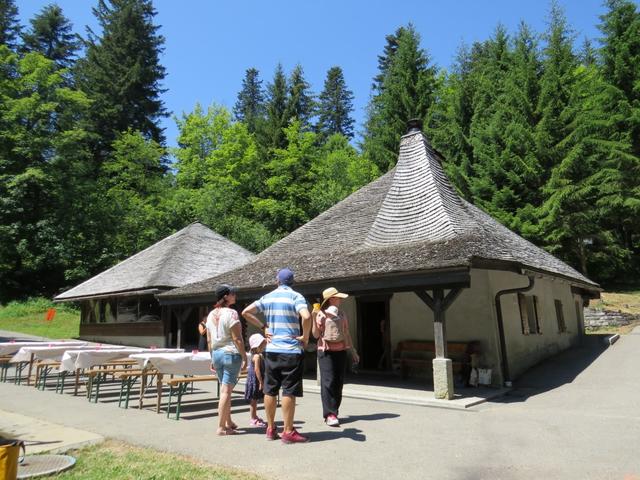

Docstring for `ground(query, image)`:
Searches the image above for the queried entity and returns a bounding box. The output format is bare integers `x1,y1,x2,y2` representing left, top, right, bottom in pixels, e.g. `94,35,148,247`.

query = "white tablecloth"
10,344,123,364
129,351,213,376
60,348,182,372
0,341,87,357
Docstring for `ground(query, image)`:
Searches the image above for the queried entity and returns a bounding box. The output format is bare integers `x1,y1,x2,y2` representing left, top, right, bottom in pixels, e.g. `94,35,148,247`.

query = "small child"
245,333,267,427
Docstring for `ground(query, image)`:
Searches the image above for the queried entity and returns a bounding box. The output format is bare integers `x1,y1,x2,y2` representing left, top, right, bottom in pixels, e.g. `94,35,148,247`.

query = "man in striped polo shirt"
242,268,311,443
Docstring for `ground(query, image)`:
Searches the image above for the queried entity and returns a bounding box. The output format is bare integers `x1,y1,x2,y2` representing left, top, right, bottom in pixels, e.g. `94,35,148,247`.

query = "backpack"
323,312,345,343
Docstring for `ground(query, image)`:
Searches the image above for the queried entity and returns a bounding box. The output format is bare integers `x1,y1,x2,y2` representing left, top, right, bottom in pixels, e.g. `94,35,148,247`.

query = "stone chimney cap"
406,118,423,133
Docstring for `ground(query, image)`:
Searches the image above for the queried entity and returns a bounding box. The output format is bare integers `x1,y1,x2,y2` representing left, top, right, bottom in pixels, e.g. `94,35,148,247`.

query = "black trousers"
318,349,347,418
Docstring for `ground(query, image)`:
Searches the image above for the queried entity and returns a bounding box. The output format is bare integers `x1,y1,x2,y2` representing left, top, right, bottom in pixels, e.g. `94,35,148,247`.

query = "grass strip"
52,439,264,480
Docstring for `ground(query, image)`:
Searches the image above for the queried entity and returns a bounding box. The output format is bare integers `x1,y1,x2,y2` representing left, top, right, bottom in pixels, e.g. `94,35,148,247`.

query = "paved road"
0,333,637,480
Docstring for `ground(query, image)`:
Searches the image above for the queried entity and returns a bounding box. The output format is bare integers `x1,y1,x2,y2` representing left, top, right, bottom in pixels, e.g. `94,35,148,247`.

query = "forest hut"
54,222,254,348
158,121,600,399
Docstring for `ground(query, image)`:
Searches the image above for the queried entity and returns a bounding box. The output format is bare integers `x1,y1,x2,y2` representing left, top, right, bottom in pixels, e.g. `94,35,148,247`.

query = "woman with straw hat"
312,287,359,427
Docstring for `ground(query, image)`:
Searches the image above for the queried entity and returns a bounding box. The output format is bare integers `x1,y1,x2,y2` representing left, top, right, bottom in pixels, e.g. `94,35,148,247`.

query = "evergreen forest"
0,0,638,303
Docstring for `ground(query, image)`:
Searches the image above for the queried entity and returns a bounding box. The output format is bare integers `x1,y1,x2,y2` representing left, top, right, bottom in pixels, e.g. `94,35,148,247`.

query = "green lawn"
0,298,80,339
52,440,263,480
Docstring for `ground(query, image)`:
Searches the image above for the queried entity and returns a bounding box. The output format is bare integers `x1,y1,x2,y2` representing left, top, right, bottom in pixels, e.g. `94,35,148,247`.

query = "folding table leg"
15,362,27,385
56,371,67,393
167,383,190,420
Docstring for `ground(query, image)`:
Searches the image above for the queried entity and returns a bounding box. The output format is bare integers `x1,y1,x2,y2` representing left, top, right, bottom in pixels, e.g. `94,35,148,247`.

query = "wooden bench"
164,373,248,420
395,340,480,384
113,369,157,409
0,355,12,382
34,361,61,391
85,366,140,403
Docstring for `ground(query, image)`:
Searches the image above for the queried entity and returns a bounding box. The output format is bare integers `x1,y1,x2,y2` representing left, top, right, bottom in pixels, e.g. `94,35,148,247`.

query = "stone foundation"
433,357,453,400
584,308,638,328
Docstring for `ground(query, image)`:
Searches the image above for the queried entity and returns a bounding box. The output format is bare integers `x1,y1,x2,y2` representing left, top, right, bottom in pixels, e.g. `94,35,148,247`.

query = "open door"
357,296,391,371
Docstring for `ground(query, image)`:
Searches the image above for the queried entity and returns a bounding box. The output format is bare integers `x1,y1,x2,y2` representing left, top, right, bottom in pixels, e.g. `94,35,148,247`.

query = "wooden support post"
433,288,447,358
414,286,464,400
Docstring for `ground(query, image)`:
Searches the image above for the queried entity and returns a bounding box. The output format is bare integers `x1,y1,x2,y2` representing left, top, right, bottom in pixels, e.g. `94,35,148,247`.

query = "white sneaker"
325,414,340,427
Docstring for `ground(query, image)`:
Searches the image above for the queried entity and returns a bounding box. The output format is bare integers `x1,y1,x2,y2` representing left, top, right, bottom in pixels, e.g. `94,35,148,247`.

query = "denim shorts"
211,349,242,385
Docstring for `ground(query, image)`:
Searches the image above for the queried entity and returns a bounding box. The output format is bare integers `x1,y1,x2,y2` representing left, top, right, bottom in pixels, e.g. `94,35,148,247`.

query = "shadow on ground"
490,334,610,404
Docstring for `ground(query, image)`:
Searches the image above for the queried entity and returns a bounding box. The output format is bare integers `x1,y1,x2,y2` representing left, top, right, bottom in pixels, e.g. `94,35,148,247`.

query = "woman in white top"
207,284,247,435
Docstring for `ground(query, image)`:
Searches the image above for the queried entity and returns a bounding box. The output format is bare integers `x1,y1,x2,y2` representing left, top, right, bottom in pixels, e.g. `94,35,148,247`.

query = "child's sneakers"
250,417,266,427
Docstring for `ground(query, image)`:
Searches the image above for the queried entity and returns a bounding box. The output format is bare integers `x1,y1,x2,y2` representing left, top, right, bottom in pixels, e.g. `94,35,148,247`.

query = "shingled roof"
55,222,255,302
159,129,598,303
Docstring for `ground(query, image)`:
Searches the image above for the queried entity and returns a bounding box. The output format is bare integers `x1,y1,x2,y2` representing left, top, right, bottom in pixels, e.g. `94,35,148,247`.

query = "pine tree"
77,0,167,156
597,0,640,277
316,66,355,139
534,2,577,182
539,62,633,281
468,24,543,235
0,0,20,51
262,63,289,150
21,4,80,70
371,26,406,94
427,44,476,197
465,26,512,209
599,0,640,157
579,38,597,66
286,64,315,130
363,24,438,171
233,67,264,133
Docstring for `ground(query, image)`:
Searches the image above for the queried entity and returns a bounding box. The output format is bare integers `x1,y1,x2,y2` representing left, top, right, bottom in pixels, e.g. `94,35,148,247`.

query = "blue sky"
18,0,616,146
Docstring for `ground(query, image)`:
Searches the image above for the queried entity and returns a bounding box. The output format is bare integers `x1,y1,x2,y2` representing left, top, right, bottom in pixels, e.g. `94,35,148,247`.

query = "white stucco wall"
388,269,502,385
378,269,584,387
487,270,582,381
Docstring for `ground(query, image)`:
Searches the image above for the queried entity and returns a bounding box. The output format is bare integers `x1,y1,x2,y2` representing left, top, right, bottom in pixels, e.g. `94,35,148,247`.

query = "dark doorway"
182,308,203,350
357,296,391,371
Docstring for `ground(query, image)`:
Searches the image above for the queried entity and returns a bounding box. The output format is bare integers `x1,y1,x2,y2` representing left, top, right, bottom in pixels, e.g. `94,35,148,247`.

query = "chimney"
406,118,423,134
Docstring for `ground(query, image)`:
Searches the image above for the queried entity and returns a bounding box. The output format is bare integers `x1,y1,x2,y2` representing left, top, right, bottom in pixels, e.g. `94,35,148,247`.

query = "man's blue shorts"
211,349,242,385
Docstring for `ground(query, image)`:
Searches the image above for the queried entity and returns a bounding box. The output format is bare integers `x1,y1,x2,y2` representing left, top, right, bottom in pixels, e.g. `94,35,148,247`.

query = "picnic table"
9,344,121,388
60,347,182,400
129,351,213,415
0,340,86,356
129,351,251,420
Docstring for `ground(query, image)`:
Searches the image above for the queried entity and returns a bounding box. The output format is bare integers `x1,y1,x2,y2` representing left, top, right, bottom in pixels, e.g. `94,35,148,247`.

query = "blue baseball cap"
276,268,294,286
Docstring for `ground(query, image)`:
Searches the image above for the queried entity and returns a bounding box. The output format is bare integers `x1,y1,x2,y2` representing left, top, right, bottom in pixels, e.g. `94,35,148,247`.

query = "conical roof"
55,222,255,301
365,133,477,246
161,130,598,301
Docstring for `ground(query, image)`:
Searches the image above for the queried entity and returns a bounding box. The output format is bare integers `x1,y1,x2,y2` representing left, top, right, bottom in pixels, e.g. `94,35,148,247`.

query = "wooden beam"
414,290,434,310
432,289,447,358
158,269,472,306
442,288,463,311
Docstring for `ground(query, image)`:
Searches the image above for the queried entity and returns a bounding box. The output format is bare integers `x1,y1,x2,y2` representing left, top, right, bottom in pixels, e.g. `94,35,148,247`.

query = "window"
555,299,567,333
81,301,96,324
99,299,117,323
518,293,541,335
117,298,138,322
138,296,161,322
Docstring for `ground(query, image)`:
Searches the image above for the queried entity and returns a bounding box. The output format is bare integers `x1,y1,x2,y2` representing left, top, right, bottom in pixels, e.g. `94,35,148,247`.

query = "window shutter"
518,293,530,334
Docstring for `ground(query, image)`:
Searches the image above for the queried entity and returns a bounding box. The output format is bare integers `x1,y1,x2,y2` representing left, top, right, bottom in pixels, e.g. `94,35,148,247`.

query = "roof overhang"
54,287,173,303
156,267,472,306
470,257,601,296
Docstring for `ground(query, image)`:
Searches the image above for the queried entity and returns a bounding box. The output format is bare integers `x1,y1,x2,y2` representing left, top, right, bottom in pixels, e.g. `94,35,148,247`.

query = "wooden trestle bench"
395,340,480,383
164,373,248,420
